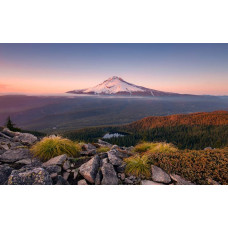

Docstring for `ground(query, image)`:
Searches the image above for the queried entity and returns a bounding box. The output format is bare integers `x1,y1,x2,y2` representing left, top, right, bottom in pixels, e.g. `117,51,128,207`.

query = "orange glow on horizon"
0,60,228,95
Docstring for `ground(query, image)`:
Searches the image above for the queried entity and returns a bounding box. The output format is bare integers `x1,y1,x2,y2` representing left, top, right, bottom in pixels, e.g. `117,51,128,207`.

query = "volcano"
67,76,187,96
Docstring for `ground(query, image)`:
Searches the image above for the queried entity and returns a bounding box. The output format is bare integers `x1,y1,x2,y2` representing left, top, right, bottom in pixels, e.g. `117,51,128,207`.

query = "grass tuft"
31,135,81,161
124,154,151,178
134,141,177,153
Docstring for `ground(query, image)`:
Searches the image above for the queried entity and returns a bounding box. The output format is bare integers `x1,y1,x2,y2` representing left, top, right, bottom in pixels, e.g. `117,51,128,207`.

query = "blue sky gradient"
0,43,228,95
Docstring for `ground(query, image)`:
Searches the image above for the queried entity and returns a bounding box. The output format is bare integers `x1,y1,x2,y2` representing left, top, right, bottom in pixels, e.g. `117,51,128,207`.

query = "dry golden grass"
31,135,81,161
134,141,177,153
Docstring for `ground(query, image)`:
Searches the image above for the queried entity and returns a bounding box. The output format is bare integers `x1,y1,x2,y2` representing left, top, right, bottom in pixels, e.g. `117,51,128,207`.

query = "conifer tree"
6,116,15,130
5,116,21,132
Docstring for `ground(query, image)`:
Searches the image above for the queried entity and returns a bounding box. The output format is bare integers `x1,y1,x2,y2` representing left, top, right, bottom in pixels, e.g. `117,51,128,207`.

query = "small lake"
103,133,125,139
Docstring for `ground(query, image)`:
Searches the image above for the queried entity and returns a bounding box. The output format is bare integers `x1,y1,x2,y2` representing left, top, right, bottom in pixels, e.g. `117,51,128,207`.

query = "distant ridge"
67,76,193,97
124,111,228,131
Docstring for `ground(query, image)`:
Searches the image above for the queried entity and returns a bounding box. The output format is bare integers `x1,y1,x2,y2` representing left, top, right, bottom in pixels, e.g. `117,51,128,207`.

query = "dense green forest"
63,125,228,150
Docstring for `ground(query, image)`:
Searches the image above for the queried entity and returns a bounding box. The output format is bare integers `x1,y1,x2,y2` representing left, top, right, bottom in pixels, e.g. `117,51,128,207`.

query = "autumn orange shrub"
146,147,228,185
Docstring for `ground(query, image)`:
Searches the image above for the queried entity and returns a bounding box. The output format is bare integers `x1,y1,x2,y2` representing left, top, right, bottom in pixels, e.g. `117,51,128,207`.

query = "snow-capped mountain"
67,76,181,96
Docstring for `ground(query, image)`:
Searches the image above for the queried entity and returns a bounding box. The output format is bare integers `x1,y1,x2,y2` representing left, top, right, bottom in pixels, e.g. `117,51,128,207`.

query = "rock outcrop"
0,128,198,185
2,128,37,145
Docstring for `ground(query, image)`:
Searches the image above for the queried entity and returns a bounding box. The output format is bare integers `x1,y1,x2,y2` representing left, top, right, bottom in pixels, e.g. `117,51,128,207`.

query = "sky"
0,43,228,95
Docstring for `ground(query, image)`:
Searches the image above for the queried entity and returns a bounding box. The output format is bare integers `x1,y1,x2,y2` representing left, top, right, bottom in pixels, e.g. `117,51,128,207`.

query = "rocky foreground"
0,128,194,185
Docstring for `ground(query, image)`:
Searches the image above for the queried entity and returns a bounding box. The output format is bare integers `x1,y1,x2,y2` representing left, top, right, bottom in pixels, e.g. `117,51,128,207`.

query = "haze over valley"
0,94,228,133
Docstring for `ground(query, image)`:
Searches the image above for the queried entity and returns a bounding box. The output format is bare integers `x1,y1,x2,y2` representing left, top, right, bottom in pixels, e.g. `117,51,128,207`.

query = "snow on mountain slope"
67,76,183,96
84,76,144,94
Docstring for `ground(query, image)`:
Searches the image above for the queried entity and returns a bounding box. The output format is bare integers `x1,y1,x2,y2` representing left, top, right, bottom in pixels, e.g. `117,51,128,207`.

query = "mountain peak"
107,76,123,81
68,76,182,97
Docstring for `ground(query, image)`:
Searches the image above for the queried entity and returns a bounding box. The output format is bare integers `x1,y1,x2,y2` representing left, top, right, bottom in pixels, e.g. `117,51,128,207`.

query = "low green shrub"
31,135,81,161
124,154,151,178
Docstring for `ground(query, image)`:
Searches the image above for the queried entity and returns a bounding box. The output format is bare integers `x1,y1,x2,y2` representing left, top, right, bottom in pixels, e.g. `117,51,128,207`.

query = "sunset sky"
0,43,228,95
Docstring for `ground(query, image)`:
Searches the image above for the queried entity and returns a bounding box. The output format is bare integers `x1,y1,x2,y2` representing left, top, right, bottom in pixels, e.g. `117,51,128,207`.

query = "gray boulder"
116,163,126,173
124,178,134,185
107,149,123,166
8,167,52,185
72,169,79,179
45,165,62,174
118,173,125,181
79,155,100,184
43,154,68,167
2,128,17,137
101,158,109,165
80,149,96,156
0,137,24,150
0,148,32,163
15,158,33,165
13,133,37,145
95,170,102,185
0,164,13,184
170,174,195,185
0,143,10,151
141,180,165,185
63,172,70,181
151,165,171,184
50,173,58,179
78,179,88,185
55,175,69,185
63,160,71,170
83,143,96,151
97,139,112,148
101,163,118,185
98,152,108,159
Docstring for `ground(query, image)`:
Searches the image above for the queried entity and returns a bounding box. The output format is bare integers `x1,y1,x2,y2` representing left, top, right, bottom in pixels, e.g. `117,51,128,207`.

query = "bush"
147,147,228,185
124,154,151,178
134,142,177,153
31,135,81,161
